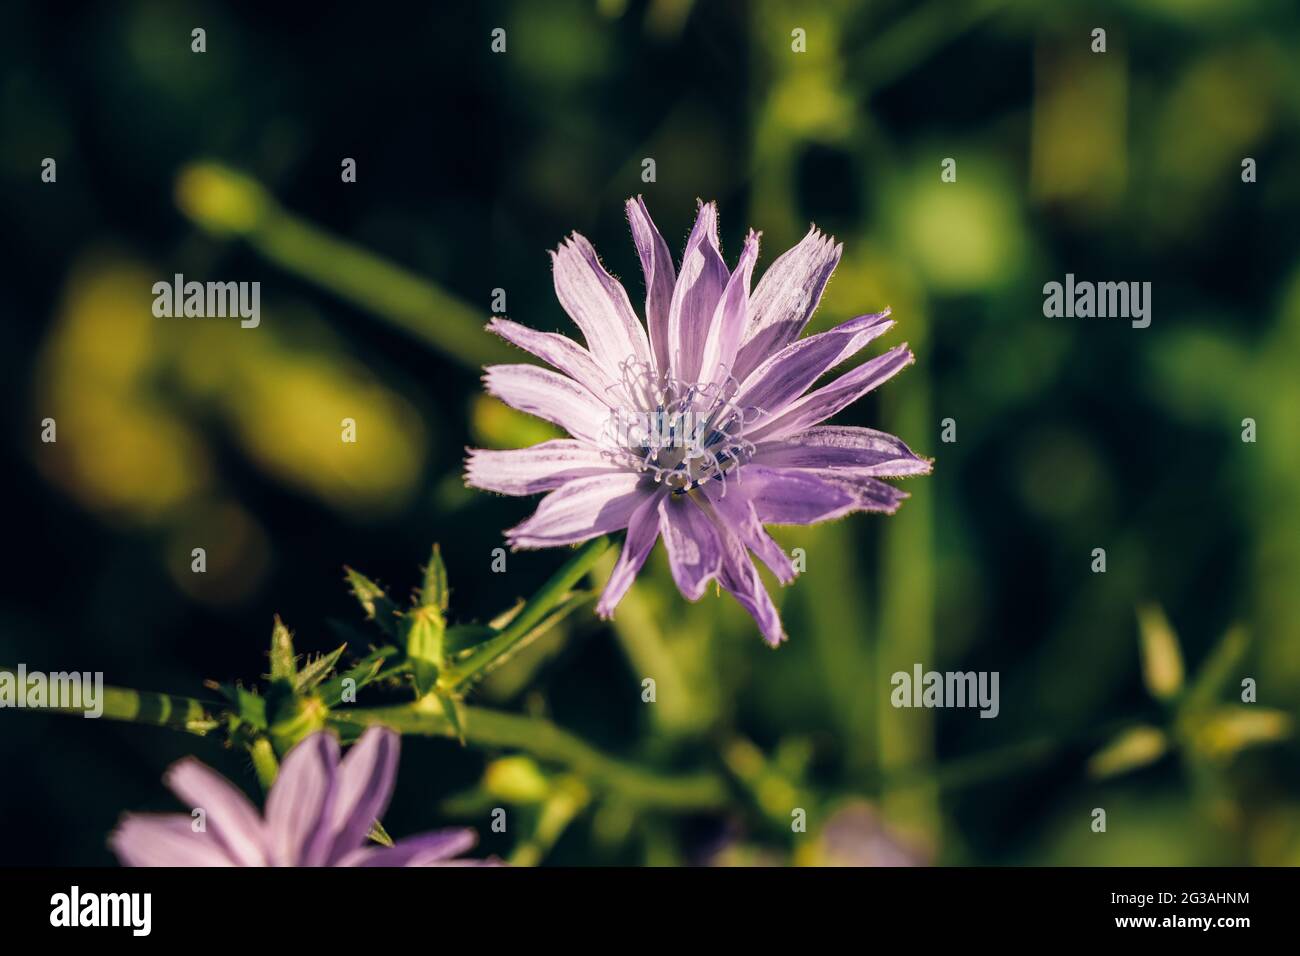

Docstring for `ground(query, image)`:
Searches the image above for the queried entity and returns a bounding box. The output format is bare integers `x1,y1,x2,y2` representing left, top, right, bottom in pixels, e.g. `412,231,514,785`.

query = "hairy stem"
0,667,220,733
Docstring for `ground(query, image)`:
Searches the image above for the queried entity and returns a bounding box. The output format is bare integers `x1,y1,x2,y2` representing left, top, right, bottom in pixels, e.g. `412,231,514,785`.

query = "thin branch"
329,700,731,812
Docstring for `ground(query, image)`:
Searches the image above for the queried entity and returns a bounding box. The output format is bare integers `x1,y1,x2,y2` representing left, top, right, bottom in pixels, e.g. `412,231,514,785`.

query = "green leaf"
437,692,466,745
420,544,450,612
344,567,403,639
294,644,347,694
269,615,296,682
1136,604,1185,703
442,589,594,688
318,654,387,708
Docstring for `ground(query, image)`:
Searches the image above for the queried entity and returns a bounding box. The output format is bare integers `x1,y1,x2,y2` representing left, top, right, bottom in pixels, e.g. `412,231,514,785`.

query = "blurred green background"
2,0,1299,866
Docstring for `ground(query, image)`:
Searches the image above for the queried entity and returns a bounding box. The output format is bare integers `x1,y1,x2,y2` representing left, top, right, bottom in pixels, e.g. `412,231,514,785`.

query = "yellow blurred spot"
34,254,429,527
218,344,427,515
1185,707,1292,761
1088,725,1168,779
769,71,853,139
1136,604,1185,702
891,162,1024,293
1031,39,1127,215
483,756,551,804
471,394,562,449
34,257,211,522
175,162,268,236
1153,51,1274,199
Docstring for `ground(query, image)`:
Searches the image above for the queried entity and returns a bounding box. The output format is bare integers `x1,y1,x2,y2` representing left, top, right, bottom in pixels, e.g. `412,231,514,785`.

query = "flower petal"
110,814,236,867
668,201,730,383
733,225,842,381
698,229,760,386
751,426,932,477
164,757,269,866
551,233,653,387
658,493,723,600
746,343,915,443
740,465,909,524
325,726,400,864
595,488,665,617
465,440,623,496
264,730,339,866
716,523,786,646
483,364,611,443
626,196,677,379
487,317,622,404
507,473,647,548
703,483,796,584
735,310,893,423
342,828,480,867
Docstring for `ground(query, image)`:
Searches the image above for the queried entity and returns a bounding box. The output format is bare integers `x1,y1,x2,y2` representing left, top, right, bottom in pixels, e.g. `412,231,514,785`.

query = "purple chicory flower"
110,727,491,866
466,198,931,645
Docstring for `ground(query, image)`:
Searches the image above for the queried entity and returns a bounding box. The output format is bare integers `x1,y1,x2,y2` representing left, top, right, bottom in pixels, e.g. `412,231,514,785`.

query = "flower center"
604,363,763,495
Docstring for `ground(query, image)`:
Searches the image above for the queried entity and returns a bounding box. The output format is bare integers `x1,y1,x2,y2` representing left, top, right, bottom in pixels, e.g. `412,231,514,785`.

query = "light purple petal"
703,484,795,584
698,229,760,386
465,440,622,496
507,473,647,548
265,730,339,866
626,196,677,380
735,310,893,423
551,233,653,388
740,465,908,524
487,317,621,404
110,814,236,867
733,225,843,381
668,201,730,383
746,343,915,443
483,364,611,443
342,828,480,867
751,426,932,478
716,522,786,646
595,489,665,617
658,493,723,600
325,726,400,865
164,756,268,866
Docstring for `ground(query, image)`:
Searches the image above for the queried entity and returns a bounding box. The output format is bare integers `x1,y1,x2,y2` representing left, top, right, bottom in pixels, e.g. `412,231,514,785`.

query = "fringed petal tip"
897,456,936,478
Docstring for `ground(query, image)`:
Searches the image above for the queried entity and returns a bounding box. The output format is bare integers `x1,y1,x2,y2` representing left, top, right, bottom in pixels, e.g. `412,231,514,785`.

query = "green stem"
1,667,1148,817
329,700,730,812
175,162,513,371
441,536,614,689
0,667,220,733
